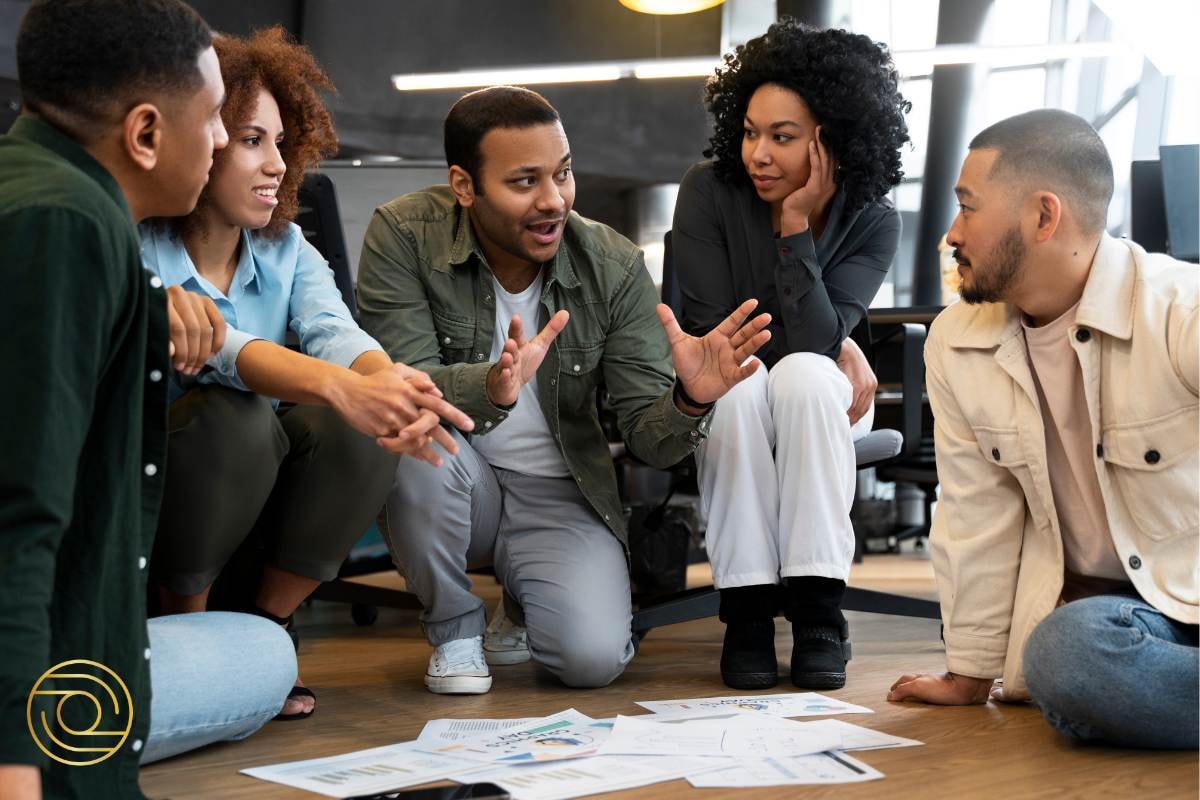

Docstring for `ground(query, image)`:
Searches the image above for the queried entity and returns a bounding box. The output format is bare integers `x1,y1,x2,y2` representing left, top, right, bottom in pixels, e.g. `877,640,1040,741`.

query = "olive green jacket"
357,186,710,545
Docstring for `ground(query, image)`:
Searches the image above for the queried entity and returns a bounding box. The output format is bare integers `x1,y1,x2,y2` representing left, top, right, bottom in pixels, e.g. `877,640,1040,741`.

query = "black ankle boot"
718,585,778,690
783,577,851,689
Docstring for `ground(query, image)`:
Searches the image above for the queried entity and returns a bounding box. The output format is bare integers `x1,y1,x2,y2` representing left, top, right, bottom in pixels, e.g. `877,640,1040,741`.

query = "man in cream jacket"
888,109,1197,749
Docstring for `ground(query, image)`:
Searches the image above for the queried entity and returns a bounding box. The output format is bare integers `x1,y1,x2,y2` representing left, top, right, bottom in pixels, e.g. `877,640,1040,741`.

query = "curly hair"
170,26,338,240
703,18,910,212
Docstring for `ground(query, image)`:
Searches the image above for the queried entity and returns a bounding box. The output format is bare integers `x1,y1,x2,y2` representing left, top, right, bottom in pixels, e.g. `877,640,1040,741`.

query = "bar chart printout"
240,743,480,798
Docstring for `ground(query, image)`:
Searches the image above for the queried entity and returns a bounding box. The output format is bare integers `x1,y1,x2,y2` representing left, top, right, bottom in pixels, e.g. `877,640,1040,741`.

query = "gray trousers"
381,429,635,688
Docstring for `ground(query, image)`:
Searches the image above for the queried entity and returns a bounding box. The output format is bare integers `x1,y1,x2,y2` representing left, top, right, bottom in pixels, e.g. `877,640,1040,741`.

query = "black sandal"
254,606,314,721
274,684,316,721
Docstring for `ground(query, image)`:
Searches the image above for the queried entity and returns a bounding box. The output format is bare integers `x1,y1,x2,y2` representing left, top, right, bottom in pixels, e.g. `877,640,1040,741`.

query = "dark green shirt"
0,117,168,799
357,186,709,547
673,160,901,365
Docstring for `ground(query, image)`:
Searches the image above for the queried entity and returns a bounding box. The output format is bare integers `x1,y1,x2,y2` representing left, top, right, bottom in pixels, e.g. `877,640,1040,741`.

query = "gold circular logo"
26,660,133,766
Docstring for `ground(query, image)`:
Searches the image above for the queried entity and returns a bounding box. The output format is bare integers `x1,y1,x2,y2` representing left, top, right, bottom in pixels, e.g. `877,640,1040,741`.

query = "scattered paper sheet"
452,754,728,800
801,718,923,751
239,742,478,798
596,713,842,758
688,750,883,787
417,718,535,745
415,709,612,764
636,691,873,718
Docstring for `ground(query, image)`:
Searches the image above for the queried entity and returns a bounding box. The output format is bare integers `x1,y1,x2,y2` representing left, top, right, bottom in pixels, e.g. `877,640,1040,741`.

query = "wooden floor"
141,554,1198,799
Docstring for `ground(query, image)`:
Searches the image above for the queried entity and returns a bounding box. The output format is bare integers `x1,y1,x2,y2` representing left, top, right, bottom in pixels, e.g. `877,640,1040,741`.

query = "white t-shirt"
470,273,571,478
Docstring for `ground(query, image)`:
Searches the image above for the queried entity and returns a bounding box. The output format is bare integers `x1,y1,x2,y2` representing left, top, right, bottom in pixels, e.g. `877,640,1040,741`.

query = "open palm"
657,298,772,406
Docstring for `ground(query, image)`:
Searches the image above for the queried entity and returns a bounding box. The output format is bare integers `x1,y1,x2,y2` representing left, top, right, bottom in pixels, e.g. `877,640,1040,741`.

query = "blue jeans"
1023,594,1199,749
141,612,297,764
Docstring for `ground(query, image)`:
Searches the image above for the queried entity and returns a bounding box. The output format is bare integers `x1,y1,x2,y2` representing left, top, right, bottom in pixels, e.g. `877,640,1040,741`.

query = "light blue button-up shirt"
140,222,382,398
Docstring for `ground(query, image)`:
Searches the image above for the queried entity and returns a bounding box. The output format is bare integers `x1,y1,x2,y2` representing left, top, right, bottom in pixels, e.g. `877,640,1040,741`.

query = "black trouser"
152,385,398,597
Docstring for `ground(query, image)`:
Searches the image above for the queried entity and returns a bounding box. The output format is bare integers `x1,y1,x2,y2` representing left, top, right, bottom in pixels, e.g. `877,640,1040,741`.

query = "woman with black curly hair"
672,19,909,692
140,27,471,722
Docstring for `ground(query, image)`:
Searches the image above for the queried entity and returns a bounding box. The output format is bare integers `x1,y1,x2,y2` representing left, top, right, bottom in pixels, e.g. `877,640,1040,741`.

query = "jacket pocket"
557,342,603,416
431,309,476,365
972,426,1029,469
1102,405,1199,541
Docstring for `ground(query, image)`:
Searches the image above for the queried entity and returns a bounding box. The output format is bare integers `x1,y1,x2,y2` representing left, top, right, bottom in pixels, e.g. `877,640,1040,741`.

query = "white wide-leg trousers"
696,353,873,589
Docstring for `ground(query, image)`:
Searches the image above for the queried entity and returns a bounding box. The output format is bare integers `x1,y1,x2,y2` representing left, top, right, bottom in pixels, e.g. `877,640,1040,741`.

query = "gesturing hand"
780,125,837,236
485,310,570,407
887,672,995,705
657,298,772,408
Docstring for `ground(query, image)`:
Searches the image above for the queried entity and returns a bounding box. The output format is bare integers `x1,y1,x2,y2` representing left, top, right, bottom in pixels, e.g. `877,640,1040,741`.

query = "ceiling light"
392,64,622,92
619,0,725,14
392,41,1130,91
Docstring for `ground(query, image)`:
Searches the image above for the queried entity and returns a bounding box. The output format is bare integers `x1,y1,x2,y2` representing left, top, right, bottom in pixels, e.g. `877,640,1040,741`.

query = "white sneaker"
484,601,530,666
425,636,492,694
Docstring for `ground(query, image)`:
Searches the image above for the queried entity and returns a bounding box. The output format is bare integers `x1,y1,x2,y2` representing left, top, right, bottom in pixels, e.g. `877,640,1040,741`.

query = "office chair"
628,232,938,640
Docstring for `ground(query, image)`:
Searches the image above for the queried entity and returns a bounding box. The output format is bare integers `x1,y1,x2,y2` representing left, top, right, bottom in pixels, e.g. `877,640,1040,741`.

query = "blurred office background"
1,0,1196,305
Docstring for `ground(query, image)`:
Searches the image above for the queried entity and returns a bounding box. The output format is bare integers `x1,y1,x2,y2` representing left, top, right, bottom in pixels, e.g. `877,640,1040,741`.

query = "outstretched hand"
485,310,570,408
657,298,772,408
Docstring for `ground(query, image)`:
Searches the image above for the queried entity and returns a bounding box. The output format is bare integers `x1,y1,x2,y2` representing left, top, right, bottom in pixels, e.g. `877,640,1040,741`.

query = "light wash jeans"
1023,594,1199,749
141,612,297,764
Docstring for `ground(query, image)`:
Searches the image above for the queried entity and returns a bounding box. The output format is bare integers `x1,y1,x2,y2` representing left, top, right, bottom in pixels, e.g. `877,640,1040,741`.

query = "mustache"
525,216,565,226
952,249,970,266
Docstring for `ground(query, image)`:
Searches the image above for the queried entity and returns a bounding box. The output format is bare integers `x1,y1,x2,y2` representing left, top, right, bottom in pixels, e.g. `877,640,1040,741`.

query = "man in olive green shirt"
1,3,290,798
357,86,772,693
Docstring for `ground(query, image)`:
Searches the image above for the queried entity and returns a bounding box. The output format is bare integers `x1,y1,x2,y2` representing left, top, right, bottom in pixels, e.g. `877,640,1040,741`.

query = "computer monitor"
1131,144,1199,263
1160,144,1199,262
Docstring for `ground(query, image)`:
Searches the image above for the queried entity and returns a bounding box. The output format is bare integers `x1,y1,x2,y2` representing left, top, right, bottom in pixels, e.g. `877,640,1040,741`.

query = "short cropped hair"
17,0,212,140
444,86,560,189
969,109,1114,234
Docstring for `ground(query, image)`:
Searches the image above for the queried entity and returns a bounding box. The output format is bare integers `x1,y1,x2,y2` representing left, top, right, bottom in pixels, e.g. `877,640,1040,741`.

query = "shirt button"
498,413,507,420
690,430,699,438
1074,328,1091,343
783,287,793,296
1144,449,1161,465
144,648,151,661
149,369,163,383
443,337,451,345
144,463,158,477
573,364,581,372
476,353,486,361
991,447,1001,461
131,739,143,753
1096,443,1104,458
550,378,557,386
780,246,790,255
149,276,163,289
138,556,147,570
604,514,611,521
1128,554,1142,570
484,421,493,429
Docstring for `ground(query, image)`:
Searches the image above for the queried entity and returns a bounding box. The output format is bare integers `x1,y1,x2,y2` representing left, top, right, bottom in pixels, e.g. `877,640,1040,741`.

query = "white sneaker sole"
484,647,531,666
425,673,493,694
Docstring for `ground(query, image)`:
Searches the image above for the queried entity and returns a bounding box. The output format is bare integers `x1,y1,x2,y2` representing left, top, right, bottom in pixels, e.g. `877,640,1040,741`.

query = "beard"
959,225,1026,304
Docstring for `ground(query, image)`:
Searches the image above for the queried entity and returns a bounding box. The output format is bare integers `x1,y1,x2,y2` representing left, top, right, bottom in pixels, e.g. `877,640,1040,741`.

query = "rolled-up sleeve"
289,236,384,368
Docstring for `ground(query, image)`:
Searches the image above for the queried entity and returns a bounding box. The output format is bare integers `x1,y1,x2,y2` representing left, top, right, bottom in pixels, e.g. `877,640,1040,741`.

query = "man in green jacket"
357,86,772,694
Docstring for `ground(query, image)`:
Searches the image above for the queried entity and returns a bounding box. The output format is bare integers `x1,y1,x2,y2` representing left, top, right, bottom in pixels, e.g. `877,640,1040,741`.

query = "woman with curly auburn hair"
140,27,472,721
671,19,910,692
